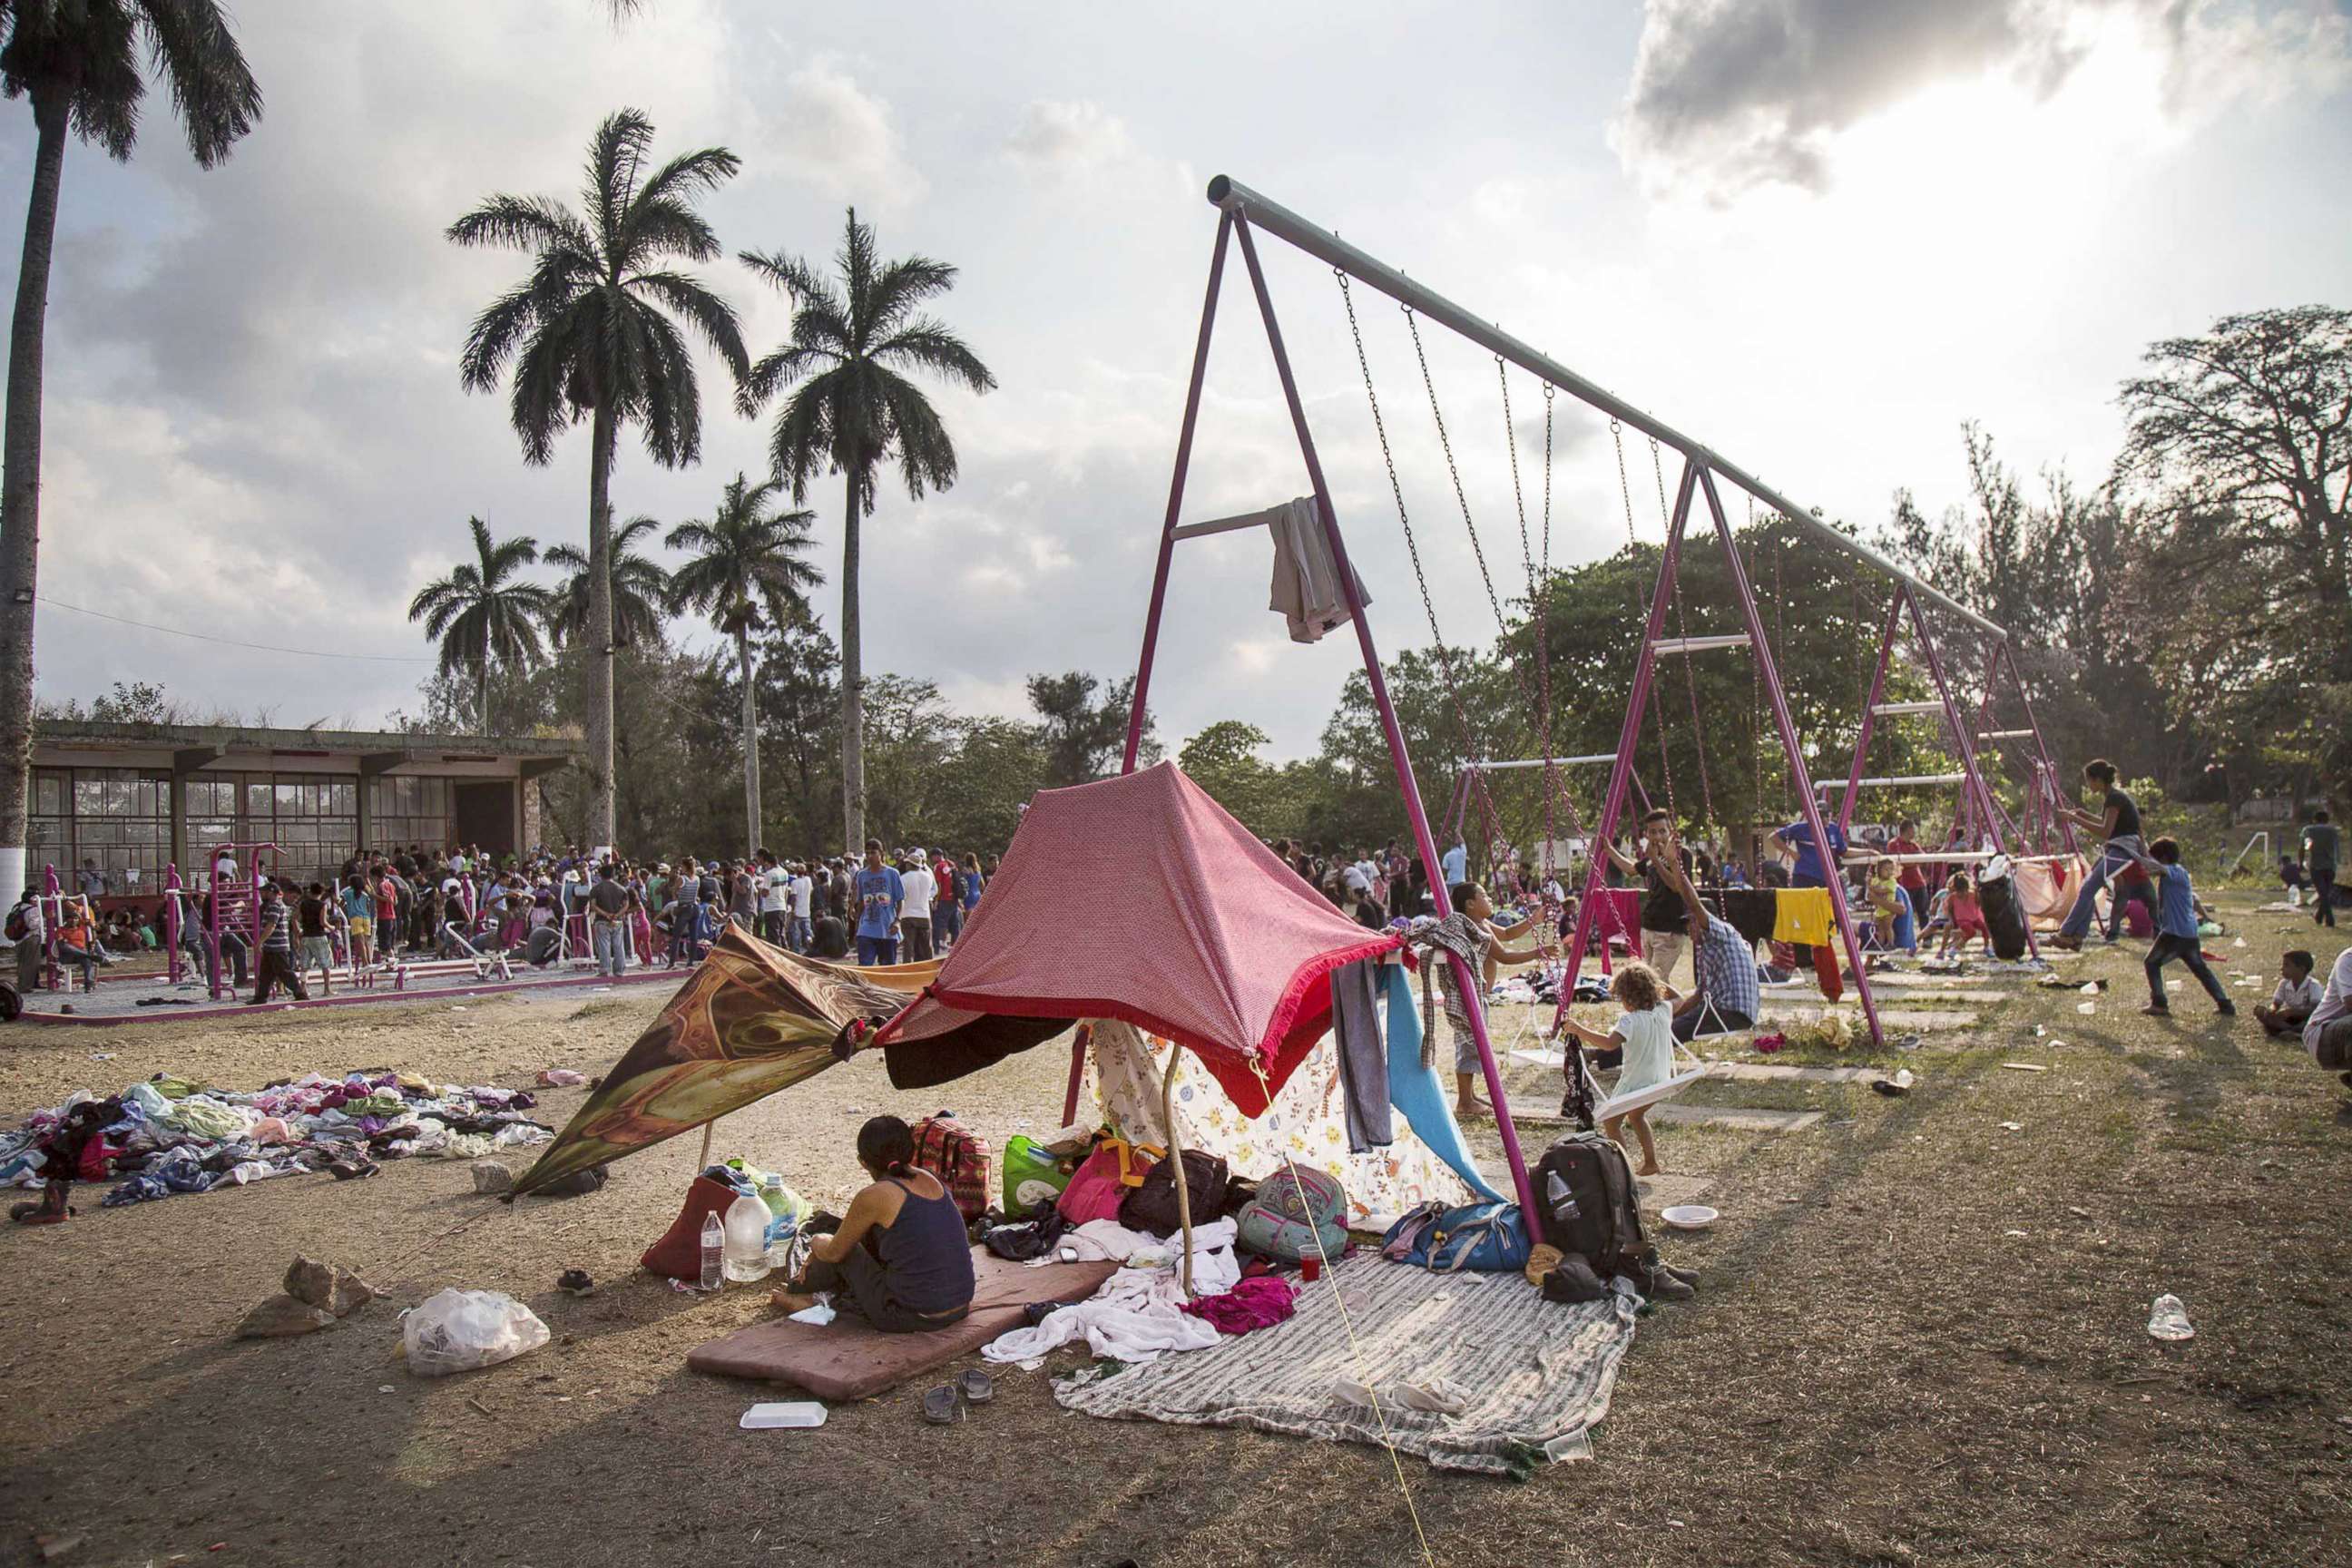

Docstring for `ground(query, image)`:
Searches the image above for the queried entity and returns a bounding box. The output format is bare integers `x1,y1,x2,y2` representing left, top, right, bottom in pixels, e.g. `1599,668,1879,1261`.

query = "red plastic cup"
1301,1256,1322,1283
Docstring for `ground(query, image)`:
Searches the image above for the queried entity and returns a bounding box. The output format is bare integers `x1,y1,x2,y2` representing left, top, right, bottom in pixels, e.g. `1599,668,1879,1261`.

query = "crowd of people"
5,838,1004,1004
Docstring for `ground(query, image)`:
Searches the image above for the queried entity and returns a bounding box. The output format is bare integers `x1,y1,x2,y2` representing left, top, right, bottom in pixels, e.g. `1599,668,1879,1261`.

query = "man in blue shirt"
1772,799,1848,888
2131,837,2233,1017
852,838,904,966
1440,834,1468,890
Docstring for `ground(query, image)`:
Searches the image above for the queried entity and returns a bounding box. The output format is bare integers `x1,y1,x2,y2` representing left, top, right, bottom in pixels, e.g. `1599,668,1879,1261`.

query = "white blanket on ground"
985,1219,1240,1366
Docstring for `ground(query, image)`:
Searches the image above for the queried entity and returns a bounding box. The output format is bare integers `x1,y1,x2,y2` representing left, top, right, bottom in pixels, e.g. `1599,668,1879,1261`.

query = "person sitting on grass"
1936,872,1989,959
769,1114,976,1333
1553,960,1674,1176
2129,837,2234,1020
1439,880,1556,1120
2256,950,2321,1037
2301,946,2352,1086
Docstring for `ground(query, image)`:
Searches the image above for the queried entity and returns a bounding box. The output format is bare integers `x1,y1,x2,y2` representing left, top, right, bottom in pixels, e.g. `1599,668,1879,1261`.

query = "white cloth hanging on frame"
1267,496,1371,643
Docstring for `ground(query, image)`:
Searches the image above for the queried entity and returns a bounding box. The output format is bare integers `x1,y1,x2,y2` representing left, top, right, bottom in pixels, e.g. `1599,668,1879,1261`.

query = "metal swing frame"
1122,175,2025,1204
1830,583,2053,960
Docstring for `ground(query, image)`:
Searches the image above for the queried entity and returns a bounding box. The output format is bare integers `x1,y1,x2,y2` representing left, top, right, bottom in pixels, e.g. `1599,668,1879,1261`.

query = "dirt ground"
4,892,2349,1567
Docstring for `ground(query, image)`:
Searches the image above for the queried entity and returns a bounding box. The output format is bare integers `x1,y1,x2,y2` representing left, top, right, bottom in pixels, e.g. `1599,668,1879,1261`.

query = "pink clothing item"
1181,1274,1298,1336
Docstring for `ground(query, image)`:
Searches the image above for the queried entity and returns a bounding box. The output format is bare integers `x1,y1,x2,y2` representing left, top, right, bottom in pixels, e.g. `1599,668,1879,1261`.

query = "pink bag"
1055,1139,1161,1225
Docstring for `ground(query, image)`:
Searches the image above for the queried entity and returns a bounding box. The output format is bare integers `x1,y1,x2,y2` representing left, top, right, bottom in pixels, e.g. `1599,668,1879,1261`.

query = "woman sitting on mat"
1553,960,1674,1176
769,1115,975,1333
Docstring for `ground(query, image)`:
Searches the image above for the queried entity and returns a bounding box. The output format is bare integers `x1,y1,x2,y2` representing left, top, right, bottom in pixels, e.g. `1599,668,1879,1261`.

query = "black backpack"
1534,1132,1651,1278
1119,1150,1231,1236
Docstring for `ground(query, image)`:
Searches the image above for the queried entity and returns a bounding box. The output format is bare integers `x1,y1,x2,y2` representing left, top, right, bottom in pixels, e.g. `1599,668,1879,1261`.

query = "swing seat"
1585,1037,1717,1122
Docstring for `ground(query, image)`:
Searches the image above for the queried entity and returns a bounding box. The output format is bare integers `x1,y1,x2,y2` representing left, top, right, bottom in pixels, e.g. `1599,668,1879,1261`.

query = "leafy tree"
1026,670,1149,788
544,515,670,650
740,208,995,848
0,0,261,885
666,474,822,854
2117,306,2352,799
448,107,750,848
754,614,843,858
407,516,556,734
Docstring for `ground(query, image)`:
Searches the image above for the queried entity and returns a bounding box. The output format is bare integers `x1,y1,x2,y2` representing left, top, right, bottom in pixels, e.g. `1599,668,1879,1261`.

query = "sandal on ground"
921,1385,963,1424
2138,1004,2171,1017
959,1368,994,1406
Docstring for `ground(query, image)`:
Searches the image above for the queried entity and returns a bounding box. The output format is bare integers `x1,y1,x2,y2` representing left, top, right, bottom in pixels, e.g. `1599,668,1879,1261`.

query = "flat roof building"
28,720,580,893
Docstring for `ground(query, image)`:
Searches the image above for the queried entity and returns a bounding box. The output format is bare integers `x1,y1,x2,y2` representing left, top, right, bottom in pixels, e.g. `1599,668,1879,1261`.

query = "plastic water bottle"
698,1211,725,1291
760,1172,791,1219
723,1193,774,1283
2147,1294,2194,1342
1544,1171,1580,1226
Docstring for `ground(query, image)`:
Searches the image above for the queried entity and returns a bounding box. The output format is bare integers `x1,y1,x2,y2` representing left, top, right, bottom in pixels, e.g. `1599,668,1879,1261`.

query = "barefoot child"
1439,880,1554,1120
1553,961,1676,1175
2254,950,2320,1037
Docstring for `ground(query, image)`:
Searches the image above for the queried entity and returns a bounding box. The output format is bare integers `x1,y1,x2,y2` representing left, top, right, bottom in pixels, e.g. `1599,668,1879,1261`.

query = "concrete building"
27,720,580,893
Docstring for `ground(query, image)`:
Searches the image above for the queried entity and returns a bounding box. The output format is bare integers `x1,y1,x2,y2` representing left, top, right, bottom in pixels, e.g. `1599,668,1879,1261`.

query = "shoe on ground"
2139,1004,2170,1017
2218,1003,2238,1016
1642,1266,1695,1303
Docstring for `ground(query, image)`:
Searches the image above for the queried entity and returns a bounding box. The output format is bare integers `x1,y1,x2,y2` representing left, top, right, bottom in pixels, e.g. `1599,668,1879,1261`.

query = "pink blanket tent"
869,762,1396,1115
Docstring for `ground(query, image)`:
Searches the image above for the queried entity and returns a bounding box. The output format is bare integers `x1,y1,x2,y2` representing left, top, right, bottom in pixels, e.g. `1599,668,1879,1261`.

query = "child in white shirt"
1553,960,1676,1176
2256,950,2322,1037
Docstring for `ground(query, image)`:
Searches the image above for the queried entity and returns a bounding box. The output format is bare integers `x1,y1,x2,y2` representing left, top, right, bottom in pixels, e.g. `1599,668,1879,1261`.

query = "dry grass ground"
2,892,2347,1567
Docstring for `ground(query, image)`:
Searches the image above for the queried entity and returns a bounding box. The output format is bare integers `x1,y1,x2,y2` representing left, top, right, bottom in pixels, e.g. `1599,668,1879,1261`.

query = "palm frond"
137,0,264,168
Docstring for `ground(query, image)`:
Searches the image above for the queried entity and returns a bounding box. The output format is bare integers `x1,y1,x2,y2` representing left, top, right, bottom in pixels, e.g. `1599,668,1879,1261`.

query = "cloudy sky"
7,0,2348,757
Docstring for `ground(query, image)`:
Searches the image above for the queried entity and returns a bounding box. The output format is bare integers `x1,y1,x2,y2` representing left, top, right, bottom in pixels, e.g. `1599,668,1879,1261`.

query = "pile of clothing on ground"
0,1070,552,1211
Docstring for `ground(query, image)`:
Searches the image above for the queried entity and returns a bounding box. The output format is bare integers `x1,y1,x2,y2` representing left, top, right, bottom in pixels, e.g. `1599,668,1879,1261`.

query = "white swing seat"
1584,1037,1718,1122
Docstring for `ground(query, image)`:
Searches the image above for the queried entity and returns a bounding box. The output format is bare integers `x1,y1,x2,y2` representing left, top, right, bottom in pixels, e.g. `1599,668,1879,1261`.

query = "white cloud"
1613,0,2352,199
760,56,927,209
1004,100,1138,175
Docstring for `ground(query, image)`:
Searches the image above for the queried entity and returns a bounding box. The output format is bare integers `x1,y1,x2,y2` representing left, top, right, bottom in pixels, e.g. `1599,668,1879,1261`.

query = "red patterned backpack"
910,1112,992,1224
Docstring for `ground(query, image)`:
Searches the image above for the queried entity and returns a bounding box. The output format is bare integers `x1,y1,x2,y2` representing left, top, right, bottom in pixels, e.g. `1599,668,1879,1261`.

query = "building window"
30,766,172,896
368,775,452,855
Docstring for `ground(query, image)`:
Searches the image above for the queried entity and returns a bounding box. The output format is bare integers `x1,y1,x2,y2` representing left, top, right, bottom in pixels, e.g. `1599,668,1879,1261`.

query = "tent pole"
697,1119,715,1170
1553,462,1699,1032
1230,212,1542,1225
1161,1045,1195,1298
1696,466,1885,1048
1121,211,1232,775
1060,1023,1092,1128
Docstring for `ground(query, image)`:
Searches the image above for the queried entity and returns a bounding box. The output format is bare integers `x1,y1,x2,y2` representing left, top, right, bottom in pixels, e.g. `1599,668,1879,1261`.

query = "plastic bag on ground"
2147,1293,2194,1342
402,1288,551,1376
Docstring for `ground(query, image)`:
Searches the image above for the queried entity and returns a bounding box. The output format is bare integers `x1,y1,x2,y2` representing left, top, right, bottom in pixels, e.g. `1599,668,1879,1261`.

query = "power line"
38,595,436,664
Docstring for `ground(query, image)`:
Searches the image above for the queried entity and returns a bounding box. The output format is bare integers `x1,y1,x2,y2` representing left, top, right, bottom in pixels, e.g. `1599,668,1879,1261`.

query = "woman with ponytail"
769,1114,976,1331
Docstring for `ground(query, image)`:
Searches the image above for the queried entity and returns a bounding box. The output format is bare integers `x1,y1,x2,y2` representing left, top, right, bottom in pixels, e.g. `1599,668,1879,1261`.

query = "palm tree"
740,209,995,850
407,517,557,736
666,474,823,854
545,515,670,650
447,108,749,848
0,3,261,891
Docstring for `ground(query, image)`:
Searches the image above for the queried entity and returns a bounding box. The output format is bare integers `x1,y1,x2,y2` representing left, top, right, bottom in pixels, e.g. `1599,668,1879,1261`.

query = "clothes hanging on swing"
1267,496,1372,644
1772,887,1836,947
1720,887,1779,946
1811,942,1845,1002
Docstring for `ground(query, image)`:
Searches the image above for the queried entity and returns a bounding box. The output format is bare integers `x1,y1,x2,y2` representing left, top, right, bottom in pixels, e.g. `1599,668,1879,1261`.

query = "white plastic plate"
740,1401,828,1430
1660,1205,1719,1230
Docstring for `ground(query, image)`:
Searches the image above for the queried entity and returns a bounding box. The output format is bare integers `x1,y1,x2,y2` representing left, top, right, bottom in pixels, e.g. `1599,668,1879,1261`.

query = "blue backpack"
1235,1165,1348,1264
1380,1200,1534,1274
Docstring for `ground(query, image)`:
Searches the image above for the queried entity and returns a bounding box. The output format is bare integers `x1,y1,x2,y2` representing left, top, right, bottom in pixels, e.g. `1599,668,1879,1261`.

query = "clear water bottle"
723,1193,774,1283
699,1210,725,1291
1545,1171,1580,1226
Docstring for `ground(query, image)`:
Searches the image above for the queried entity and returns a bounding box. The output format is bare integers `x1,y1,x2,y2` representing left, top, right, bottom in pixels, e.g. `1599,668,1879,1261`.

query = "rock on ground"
283,1256,378,1318
236,1293,336,1338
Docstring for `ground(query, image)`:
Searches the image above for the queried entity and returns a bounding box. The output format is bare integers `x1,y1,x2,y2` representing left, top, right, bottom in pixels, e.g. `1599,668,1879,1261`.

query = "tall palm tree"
447,108,749,848
740,210,995,850
545,515,670,650
407,517,557,736
666,474,822,854
0,3,261,892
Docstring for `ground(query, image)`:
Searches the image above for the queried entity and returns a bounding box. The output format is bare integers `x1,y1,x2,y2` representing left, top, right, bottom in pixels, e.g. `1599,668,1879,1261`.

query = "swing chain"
1653,436,1718,832
1612,421,1679,825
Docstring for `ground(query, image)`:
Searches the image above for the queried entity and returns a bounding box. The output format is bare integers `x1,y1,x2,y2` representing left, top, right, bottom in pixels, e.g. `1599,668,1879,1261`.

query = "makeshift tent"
511,927,913,1197
872,762,1398,1116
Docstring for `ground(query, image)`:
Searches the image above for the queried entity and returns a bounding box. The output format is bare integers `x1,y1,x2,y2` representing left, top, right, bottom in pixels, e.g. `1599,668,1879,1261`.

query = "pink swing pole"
1698,468,1884,1047
1898,584,2040,959
1554,461,1699,1019
1229,211,1541,1222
